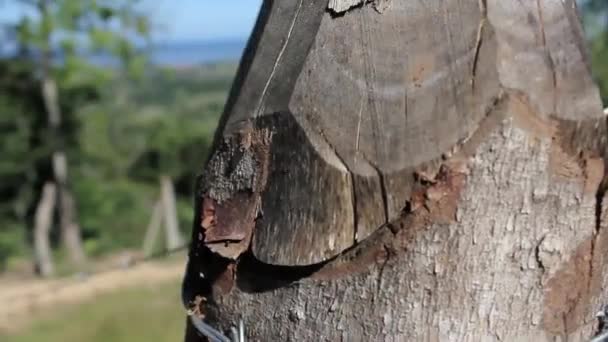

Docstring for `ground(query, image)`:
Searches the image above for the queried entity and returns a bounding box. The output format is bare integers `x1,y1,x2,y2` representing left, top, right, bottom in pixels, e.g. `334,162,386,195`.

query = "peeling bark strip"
199,125,271,259
184,0,608,341
327,0,391,14
328,0,365,13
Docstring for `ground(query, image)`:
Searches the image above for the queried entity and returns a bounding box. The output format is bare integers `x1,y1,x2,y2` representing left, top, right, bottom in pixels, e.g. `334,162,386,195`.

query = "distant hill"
82,39,248,68
147,39,247,67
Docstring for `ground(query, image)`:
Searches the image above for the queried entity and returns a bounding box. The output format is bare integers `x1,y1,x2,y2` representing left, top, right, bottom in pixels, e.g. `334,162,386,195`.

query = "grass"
2,279,185,342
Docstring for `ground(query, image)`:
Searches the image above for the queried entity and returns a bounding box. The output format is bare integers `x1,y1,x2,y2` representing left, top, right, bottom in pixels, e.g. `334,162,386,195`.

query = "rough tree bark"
183,0,608,341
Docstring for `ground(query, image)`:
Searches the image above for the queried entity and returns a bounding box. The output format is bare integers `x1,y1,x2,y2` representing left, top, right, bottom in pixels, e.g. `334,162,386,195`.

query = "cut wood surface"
183,0,608,341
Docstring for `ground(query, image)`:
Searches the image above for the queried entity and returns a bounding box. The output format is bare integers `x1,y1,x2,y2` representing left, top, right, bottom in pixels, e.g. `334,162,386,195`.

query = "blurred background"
0,1,605,341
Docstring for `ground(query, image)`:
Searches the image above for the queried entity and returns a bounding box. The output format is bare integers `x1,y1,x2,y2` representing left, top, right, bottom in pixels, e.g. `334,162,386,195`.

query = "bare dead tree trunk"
57,177,87,267
142,200,163,257
33,182,56,277
42,76,87,268
142,178,184,257
161,175,184,250
183,0,608,341
39,0,87,270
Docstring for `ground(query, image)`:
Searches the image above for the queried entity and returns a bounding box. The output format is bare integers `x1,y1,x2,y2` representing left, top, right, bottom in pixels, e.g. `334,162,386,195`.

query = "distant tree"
1,0,149,275
71,66,231,256
82,68,230,254
0,59,46,271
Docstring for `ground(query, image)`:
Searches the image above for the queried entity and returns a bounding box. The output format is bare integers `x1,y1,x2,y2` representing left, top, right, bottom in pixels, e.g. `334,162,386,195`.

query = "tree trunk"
33,182,56,277
37,0,86,268
161,175,184,250
42,78,87,268
57,177,87,267
142,200,163,257
183,0,608,341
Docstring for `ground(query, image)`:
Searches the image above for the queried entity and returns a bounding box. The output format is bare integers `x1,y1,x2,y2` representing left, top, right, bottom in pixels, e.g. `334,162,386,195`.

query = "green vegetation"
0,62,235,268
2,279,185,342
0,0,151,272
73,64,235,256
0,1,236,271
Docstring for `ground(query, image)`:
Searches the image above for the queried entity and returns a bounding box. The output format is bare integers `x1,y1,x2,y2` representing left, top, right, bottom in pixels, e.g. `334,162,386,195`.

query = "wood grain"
207,0,503,266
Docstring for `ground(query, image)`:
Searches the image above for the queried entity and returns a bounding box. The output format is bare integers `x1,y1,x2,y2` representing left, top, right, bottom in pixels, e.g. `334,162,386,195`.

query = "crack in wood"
471,0,487,90
351,176,360,243
355,94,364,152
357,7,387,170
235,251,325,293
535,0,559,116
254,0,305,118
357,152,389,224
536,0,547,47
403,91,408,125
453,89,507,158
315,126,361,243
534,235,547,274
374,244,393,295
590,165,608,299
327,0,390,15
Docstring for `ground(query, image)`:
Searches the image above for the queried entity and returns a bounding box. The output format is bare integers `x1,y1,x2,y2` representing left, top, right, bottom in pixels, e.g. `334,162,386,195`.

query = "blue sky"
144,0,262,42
0,1,262,43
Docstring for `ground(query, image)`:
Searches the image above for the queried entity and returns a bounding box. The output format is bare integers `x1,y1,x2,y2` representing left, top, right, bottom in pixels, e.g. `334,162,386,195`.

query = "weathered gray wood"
251,113,356,265
201,0,503,266
184,0,608,341
489,0,601,121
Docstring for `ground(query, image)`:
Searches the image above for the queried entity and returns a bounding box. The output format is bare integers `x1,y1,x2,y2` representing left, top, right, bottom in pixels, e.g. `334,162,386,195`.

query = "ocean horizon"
88,39,247,67
146,39,247,66
1,39,248,67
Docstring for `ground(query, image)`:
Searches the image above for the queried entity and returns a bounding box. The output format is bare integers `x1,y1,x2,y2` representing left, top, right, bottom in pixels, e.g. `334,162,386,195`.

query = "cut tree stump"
183,0,608,341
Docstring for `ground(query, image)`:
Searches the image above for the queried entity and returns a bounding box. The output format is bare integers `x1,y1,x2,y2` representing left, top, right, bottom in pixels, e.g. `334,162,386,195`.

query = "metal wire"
591,331,608,342
239,319,245,342
189,315,232,342
189,315,246,342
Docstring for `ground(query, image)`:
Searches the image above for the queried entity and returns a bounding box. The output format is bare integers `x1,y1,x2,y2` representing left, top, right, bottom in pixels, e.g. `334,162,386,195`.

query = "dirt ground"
0,254,185,333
